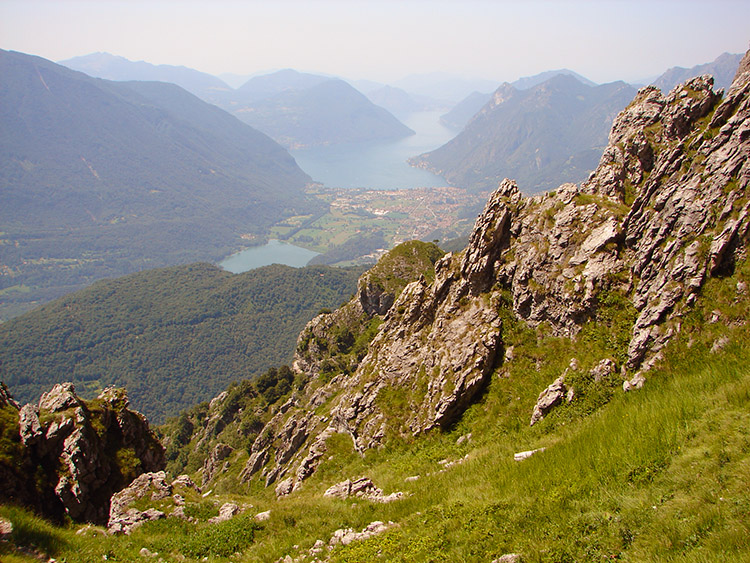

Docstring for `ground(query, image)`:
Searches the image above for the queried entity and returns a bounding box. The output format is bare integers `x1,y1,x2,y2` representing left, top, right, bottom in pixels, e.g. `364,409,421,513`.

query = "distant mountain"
410,74,636,193
439,70,597,131
235,68,331,102
0,49,315,318
362,85,425,118
440,91,492,130
226,71,414,148
394,72,500,103
218,72,256,89
59,52,232,99
651,52,742,93
0,262,362,423
512,68,597,90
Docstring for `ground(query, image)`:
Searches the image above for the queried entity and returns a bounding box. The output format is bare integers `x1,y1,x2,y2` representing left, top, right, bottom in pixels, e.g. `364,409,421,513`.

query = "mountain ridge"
0,49,315,319
59,51,232,99
210,48,750,499
410,73,637,193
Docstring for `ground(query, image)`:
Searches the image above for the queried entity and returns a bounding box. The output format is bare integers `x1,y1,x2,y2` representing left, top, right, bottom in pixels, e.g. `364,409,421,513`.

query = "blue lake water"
220,112,457,273
290,110,455,189
219,239,320,273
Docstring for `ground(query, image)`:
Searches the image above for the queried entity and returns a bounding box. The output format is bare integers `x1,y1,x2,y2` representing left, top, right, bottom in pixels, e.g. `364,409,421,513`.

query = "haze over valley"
3,43,746,319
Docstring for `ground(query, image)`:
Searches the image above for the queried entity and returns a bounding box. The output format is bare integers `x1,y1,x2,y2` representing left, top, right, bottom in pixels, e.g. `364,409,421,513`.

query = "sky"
1,0,749,86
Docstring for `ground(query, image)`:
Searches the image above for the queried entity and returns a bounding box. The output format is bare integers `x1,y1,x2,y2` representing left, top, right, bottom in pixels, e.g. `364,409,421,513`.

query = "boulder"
108,471,172,533
208,502,241,524
323,477,404,503
530,376,567,426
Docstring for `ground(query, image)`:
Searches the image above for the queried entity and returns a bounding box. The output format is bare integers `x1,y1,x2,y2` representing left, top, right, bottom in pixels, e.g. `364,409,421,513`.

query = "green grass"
1,261,748,562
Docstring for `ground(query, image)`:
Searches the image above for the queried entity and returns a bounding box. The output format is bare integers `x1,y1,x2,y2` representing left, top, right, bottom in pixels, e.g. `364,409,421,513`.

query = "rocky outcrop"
107,471,206,533
231,51,750,495
202,443,234,486
530,376,569,426
323,477,404,503
0,383,165,525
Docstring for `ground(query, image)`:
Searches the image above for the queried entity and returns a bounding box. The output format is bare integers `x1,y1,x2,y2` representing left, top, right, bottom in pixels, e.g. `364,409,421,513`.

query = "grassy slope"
1,259,748,562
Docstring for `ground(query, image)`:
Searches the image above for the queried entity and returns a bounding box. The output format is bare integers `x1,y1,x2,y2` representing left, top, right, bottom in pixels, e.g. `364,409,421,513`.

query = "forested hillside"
0,263,361,422
0,49,317,318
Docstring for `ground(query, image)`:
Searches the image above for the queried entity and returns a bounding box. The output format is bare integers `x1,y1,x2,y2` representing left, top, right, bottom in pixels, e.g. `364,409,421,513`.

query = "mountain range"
59,51,233,100
411,74,637,193
0,48,748,562
0,49,315,318
58,56,416,149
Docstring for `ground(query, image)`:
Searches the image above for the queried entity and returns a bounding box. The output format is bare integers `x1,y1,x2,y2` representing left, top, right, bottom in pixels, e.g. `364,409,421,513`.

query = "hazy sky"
1,0,748,85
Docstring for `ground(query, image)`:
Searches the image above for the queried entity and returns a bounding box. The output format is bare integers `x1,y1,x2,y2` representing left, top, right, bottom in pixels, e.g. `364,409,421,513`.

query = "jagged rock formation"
107,471,200,534
231,51,750,495
0,383,164,524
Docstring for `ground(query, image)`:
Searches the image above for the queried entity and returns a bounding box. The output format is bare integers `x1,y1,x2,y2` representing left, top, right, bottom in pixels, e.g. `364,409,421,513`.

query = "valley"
269,185,487,264
0,8,748,560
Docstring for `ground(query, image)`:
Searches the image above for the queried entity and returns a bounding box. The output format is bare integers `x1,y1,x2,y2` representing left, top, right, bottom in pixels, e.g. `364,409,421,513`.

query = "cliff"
0,383,164,524
233,50,750,496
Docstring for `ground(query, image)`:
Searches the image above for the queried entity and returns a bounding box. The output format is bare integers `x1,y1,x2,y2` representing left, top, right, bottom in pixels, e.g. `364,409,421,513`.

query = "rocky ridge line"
181,51,750,499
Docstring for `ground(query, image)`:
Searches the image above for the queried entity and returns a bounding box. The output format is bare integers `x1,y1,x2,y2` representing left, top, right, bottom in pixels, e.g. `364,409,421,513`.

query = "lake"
290,110,455,189
219,239,320,273
221,111,457,273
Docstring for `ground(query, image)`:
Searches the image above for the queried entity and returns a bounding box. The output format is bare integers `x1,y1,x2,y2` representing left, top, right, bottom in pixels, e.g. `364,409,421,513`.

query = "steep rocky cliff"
0,383,164,524
235,50,750,496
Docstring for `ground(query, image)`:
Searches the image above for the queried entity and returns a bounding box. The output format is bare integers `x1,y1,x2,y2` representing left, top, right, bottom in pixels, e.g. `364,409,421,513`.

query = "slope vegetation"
0,49,315,318
0,263,361,422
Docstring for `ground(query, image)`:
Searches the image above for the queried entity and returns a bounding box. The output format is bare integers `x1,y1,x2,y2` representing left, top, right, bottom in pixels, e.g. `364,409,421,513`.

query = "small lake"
290,110,455,189
219,239,320,273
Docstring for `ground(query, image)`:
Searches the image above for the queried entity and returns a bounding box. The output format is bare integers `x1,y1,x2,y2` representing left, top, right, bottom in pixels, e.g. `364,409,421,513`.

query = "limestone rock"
328,521,393,548
18,403,43,446
514,447,546,461
171,474,200,492
254,510,271,522
275,477,295,498
323,477,404,503
530,376,567,426
108,471,171,533
39,382,82,413
108,507,165,535
202,443,234,486
208,502,241,524
590,359,616,382
0,382,165,525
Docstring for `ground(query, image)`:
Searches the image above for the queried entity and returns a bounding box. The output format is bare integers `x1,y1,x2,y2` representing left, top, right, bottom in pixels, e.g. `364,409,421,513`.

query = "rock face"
0,383,165,524
223,52,750,495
